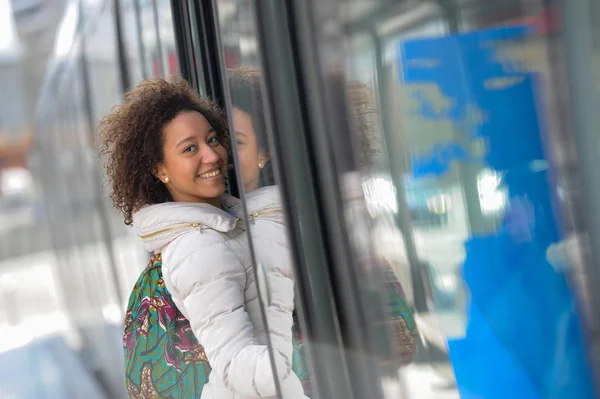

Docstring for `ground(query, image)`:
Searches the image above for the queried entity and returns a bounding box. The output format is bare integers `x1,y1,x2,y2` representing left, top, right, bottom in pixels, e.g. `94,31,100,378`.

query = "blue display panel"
398,25,594,398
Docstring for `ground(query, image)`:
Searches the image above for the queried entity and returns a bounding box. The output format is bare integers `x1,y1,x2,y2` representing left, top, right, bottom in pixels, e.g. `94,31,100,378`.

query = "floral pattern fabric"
381,264,418,364
124,255,413,398
124,254,210,398
291,310,311,396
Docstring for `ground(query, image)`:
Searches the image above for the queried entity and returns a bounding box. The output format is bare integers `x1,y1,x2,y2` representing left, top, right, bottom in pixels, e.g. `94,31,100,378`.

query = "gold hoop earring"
164,177,169,183
258,162,264,169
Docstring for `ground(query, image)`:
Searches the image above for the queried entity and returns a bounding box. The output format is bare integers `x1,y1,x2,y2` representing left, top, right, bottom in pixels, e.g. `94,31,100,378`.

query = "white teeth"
198,169,221,178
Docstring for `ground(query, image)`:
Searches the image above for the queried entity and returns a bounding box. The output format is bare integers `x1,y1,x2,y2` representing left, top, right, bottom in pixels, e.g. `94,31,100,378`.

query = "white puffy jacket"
244,186,299,390
133,194,306,399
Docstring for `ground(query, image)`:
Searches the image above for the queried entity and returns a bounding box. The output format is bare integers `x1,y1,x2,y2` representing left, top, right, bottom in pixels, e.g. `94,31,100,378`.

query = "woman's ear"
258,150,270,166
153,164,168,183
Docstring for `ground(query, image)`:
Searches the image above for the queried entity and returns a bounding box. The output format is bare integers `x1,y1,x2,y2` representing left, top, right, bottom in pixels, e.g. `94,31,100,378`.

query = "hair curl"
99,76,231,226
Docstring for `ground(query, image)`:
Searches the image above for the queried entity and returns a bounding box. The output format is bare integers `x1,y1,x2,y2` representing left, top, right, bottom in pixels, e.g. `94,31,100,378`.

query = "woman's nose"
200,144,220,163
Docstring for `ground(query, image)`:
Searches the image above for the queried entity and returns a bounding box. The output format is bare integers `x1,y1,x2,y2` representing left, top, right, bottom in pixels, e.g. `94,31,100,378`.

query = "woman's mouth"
197,169,222,179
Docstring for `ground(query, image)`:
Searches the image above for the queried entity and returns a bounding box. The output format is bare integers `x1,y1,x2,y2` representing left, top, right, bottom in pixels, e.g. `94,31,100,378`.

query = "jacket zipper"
138,222,202,239
251,208,281,224
140,209,277,239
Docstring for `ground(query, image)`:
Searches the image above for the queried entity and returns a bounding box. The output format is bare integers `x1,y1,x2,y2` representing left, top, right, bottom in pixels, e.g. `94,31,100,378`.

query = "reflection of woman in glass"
229,69,273,192
228,68,417,395
228,68,311,395
101,76,305,398
328,75,417,367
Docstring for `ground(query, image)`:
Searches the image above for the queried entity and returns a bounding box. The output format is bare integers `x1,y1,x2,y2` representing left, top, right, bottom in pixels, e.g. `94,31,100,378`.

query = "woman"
227,68,418,392
228,68,311,395
101,76,304,398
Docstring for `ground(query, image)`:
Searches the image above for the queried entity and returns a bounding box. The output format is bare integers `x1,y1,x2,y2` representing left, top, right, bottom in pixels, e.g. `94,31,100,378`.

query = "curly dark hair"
227,67,275,187
228,67,267,148
99,75,231,225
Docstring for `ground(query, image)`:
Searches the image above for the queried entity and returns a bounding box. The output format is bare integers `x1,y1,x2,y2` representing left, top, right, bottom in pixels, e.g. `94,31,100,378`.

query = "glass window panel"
298,2,423,396
341,0,598,397
120,0,146,84
85,3,121,125
214,0,314,397
137,0,163,76
155,0,179,75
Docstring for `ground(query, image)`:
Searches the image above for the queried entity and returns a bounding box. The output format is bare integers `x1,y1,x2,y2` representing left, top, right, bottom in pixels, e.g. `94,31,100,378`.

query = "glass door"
183,0,600,397
342,0,598,398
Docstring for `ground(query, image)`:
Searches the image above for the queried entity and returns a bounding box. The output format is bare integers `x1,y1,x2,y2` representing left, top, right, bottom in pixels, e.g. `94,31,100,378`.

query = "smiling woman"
153,111,227,207
99,76,307,399
99,75,230,225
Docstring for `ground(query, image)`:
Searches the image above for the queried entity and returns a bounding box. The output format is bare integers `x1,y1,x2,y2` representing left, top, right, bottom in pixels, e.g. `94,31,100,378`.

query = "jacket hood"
132,194,243,253
244,185,282,215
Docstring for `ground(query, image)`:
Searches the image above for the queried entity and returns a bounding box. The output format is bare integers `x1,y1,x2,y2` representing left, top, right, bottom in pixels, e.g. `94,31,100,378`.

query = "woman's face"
154,110,228,207
232,107,267,192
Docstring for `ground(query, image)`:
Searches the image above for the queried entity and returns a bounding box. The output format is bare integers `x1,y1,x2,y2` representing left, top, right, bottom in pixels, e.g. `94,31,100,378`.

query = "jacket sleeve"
250,219,296,365
162,231,286,397
250,221,309,398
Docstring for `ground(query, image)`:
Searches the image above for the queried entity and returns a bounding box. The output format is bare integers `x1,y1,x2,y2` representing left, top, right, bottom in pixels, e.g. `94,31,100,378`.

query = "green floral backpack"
123,254,413,398
123,254,209,398
123,254,311,398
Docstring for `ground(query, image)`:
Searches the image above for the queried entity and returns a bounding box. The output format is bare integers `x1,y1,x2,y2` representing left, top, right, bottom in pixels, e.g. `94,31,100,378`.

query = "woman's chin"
205,182,226,197
185,179,227,202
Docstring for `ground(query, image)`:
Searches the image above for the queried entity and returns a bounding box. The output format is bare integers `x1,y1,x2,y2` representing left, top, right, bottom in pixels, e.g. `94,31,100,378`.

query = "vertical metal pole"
252,0,356,397
259,0,395,397
371,30,429,312
151,0,165,75
169,0,199,90
437,0,488,236
133,0,150,79
437,0,460,32
190,0,226,101
113,0,132,92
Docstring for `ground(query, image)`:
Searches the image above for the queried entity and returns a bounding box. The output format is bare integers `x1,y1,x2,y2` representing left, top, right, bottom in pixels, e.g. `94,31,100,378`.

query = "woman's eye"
183,145,197,153
236,140,245,146
207,137,219,145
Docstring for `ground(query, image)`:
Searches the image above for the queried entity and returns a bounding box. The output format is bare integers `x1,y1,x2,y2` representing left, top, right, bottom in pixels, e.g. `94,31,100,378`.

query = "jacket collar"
244,185,281,215
132,194,243,253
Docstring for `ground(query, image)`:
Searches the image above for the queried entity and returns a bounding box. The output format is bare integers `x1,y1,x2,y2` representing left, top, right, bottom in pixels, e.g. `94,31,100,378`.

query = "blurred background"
1,0,600,398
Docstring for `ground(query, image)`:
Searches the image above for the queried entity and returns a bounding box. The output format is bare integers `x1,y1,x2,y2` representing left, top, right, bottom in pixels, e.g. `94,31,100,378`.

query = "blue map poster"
398,25,546,176
398,25,594,399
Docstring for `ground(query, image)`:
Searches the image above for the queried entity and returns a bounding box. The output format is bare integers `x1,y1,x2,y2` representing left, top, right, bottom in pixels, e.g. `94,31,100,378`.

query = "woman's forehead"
163,111,212,143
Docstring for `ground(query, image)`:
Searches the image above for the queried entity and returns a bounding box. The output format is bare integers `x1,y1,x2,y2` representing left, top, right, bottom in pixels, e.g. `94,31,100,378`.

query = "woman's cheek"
237,150,249,169
218,145,228,165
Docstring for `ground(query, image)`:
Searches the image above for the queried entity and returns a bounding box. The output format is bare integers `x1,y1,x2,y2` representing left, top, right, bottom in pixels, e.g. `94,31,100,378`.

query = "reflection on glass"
345,0,596,397
120,0,145,84
223,60,420,399
477,168,507,216
154,0,179,75
138,0,161,76
85,4,120,124
226,67,310,396
217,1,310,397
136,0,178,77
228,69,272,193
337,78,419,374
